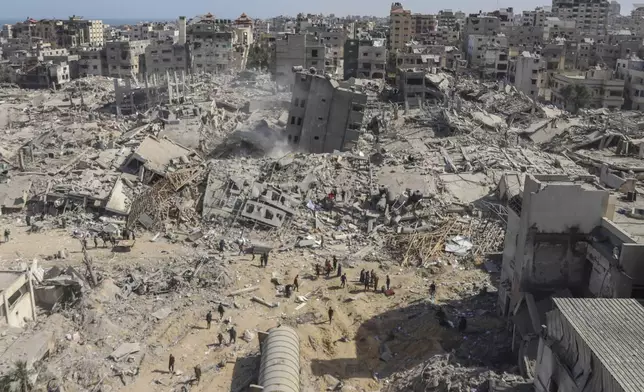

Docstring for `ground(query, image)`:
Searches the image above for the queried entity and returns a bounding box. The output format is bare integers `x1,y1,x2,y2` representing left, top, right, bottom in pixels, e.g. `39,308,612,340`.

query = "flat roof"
552,298,644,392
0,271,23,292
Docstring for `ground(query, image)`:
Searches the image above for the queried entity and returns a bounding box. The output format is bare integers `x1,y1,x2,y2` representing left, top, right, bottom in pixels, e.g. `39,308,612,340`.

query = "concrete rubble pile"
384,354,531,392
3,62,644,392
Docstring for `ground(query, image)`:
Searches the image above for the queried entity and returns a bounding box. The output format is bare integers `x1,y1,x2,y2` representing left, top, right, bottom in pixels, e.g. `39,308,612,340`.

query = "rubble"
2,55,644,392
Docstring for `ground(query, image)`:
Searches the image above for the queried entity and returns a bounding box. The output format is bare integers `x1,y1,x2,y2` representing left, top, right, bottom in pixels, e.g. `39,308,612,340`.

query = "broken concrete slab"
109,342,141,361
151,308,172,320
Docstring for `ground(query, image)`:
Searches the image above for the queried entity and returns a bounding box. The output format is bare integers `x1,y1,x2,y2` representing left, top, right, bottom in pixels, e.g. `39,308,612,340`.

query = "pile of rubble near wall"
384,354,532,392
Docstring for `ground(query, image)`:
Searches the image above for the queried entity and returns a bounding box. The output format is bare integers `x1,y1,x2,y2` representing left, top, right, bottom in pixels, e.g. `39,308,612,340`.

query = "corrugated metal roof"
553,298,644,392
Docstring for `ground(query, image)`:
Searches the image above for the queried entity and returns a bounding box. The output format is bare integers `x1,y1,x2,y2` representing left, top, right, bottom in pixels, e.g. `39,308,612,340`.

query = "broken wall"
524,176,609,234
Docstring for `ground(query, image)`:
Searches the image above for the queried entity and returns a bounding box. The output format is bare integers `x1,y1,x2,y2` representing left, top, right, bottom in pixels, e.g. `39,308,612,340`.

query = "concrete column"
2,292,9,325
27,273,36,322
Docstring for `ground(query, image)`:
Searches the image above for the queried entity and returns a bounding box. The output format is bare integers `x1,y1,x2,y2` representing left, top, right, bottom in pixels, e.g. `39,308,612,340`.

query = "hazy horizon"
1,0,637,22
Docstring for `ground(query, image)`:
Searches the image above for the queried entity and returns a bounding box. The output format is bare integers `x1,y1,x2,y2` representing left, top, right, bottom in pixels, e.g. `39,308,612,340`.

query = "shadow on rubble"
229,352,261,392
310,269,514,382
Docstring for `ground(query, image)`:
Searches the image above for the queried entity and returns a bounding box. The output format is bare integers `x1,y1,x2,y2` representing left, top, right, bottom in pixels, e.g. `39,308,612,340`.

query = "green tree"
0,361,33,392
247,44,270,70
559,83,591,113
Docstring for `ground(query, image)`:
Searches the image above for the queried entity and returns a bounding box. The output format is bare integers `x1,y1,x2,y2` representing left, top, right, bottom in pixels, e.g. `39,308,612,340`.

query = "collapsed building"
498,173,644,377
285,69,367,153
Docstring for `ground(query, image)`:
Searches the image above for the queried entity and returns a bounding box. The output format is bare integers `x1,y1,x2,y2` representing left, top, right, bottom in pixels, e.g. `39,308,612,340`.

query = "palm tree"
0,361,33,392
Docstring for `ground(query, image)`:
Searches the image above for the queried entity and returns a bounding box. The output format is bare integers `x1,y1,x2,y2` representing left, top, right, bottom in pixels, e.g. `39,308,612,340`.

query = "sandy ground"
0,217,498,392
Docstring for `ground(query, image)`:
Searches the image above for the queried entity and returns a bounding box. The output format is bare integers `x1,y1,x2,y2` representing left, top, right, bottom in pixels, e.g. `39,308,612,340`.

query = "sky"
1,0,637,21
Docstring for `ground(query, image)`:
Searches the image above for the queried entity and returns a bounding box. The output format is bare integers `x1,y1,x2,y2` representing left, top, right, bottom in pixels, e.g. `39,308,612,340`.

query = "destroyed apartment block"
202,172,297,228
0,176,32,214
0,270,37,328
285,69,367,154
497,173,644,377
122,135,199,184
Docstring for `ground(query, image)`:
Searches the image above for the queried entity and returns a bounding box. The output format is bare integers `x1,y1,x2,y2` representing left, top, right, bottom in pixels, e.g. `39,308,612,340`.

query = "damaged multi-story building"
284,69,367,153
497,173,644,378
105,40,150,78
272,32,326,87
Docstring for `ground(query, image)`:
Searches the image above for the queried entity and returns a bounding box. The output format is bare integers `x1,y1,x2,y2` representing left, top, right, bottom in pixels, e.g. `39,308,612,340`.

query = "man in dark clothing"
218,303,225,320
359,269,365,284
194,365,202,384
458,317,467,332
364,275,370,291
168,354,175,373
429,282,436,299
206,310,213,329
337,264,342,277
325,264,331,278
315,264,321,276
93,235,99,249
340,273,347,288
373,276,379,292
332,256,337,271
219,239,225,252
328,307,334,324
81,236,87,249
229,327,237,344
285,284,292,298
293,275,299,291
386,275,391,291
217,333,224,346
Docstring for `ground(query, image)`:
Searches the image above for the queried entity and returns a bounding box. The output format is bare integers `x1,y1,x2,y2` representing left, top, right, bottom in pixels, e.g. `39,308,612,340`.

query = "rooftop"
0,271,23,293
551,298,644,392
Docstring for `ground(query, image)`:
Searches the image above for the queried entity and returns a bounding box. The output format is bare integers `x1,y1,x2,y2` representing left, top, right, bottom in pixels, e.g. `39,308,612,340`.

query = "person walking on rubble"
458,316,467,333
168,354,175,374
206,310,213,329
386,275,391,291
337,264,342,278
373,275,379,292
194,364,202,384
219,239,225,252
93,235,99,249
315,264,321,277
81,235,88,250
359,269,365,284
429,281,436,301
218,303,225,320
325,263,331,278
293,275,299,292
364,274,370,291
218,332,224,346
332,256,338,271
229,327,237,344
328,307,334,324
341,273,347,288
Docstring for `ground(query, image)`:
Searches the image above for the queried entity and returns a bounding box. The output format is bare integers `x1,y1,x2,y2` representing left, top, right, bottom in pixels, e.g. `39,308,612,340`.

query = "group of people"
359,269,391,293
169,303,238,382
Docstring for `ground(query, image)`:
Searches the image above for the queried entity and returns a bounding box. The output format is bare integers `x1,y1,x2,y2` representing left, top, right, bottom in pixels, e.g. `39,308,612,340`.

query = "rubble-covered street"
2,67,644,392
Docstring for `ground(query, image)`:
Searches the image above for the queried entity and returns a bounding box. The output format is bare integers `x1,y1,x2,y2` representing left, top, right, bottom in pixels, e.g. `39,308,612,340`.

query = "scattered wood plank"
251,296,277,308
228,286,259,297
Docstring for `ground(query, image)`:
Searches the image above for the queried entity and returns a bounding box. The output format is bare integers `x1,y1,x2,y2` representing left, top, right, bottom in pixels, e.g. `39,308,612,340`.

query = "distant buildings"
551,68,624,110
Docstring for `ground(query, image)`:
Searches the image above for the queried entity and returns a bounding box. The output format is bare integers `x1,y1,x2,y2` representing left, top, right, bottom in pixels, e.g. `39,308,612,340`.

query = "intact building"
552,0,609,35
389,2,412,51
105,40,150,78
551,68,624,110
273,33,326,87
285,70,367,153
